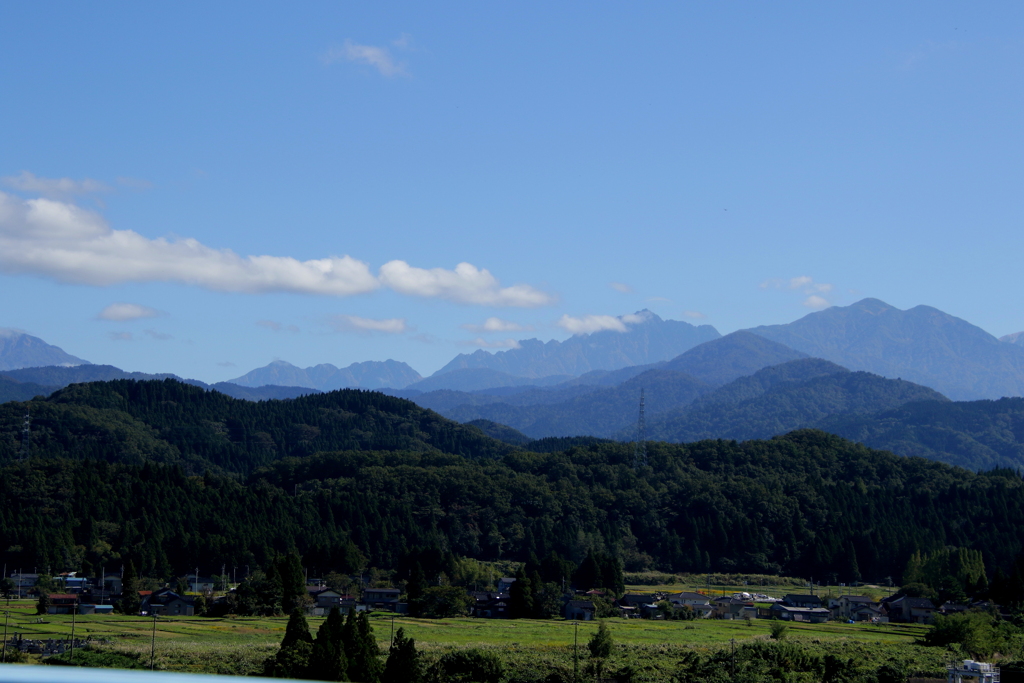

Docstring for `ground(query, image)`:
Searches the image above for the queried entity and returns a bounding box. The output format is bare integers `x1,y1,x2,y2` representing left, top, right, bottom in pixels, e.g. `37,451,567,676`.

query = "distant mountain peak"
0,329,90,371
434,313,720,380
1000,332,1024,346
229,359,422,390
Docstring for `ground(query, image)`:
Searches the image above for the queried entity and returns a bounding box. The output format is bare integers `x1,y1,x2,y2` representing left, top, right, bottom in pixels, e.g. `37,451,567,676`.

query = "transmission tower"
21,410,30,460
633,388,647,469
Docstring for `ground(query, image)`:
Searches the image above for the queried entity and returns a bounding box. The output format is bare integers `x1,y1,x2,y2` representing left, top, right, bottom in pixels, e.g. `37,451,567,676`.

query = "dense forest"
1,379,1023,588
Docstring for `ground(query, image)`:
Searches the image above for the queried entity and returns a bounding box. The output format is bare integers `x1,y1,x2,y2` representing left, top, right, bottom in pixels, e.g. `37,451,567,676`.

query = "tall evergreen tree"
382,627,421,683
508,567,534,619
307,607,348,682
264,609,313,679
279,552,310,615
117,561,141,615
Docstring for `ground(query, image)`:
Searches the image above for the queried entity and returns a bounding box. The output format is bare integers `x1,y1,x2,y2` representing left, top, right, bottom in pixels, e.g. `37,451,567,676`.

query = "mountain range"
227,359,422,390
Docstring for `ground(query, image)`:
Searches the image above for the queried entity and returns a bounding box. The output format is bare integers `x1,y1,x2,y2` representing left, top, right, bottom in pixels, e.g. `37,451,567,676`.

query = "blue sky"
1,2,1022,380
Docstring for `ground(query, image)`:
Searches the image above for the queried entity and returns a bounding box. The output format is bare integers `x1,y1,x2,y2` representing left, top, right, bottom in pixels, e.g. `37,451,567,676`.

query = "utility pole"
573,621,579,683
3,610,9,663
69,602,77,664
150,612,158,670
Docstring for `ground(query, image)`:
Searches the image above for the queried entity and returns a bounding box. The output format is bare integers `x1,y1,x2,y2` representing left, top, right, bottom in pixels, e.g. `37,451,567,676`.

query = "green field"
1,599,946,678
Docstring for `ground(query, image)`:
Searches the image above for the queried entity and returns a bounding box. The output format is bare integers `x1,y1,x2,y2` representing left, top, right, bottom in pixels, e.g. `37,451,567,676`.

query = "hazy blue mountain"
1001,331,1024,346
228,359,422,390
464,419,532,445
662,330,808,386
404,368,572,393
2,364,198,387
641,358,948,443
0,375,60,403
393,384,603,414
434,310,720,378
0,329,89,371
747,298,1024,401
819,397,1024,472
444,369,710,439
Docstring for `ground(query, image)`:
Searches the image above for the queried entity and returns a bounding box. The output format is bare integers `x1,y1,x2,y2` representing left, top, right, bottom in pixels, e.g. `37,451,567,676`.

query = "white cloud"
0,191,379,296
380,260,553,307
116,176,154,191
461,317,532,333
683,310,707,319
2,171,110,198
256,320,299,333
109,332,132,341
463,337,522,349
97,302,161,321
329,315,407,334
557,314,628,334
610,282,632,293
144,329,173,341
803,295,831,309
0,191,553,306
217,361,236,367
646,296,672,303
323,39,407,77
760,274,834,307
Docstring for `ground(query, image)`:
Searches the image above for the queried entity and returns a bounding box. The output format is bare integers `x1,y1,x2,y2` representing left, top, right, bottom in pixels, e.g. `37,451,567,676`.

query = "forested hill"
3,430,1024,586
0,379,510,474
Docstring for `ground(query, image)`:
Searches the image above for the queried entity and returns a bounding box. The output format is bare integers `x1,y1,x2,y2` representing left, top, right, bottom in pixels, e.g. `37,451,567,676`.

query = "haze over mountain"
1001,332,1024,347
747,298,1024,401
641,358,949,444
228,359,422,390
434,310,720,379
0,365,319,402
0,329,89,371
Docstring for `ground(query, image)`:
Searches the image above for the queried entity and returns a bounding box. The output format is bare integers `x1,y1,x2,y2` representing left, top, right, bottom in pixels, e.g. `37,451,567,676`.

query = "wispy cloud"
217,361,236,368
256,320,299,333
760,275,834,309
461,317,532,333
683,310,707,319
0,190,552,306
610,282,632,293
144,329,173,341
323,39,408,77
462,337,522,349
329,315,407,334
97,302,162,321
2,171,110,198
109,331,132,341
380,261,553,307
557,314,627,334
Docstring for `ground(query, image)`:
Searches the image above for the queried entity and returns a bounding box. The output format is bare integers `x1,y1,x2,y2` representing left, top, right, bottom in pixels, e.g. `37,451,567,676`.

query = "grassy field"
0,598,940,677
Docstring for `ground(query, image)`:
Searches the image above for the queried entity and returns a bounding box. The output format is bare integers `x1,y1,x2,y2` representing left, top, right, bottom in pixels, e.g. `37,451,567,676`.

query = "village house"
141,588,195,616
712,596,757,620
885,596,935,624
362,587,401,611
770,603,831,623
667,591,714,618
496,578,517,593
830,595,880,620
470,591,510,619
46,594,79,615
783,594,823,609
565,600,596,621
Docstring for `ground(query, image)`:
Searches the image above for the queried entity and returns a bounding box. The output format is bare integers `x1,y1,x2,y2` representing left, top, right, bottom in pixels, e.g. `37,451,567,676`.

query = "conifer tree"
508,567,533,619
351,611,383,683
382,627,421,683
117,561,141,615
307,607,348,681
264,609,313,679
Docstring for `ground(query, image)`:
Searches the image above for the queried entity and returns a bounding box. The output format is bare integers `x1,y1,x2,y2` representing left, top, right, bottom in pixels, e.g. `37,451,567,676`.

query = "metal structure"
948,660,1000,683
632,388,647,469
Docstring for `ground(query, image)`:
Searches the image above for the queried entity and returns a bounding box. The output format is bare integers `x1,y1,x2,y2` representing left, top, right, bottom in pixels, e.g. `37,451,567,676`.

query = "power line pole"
632,388,647,469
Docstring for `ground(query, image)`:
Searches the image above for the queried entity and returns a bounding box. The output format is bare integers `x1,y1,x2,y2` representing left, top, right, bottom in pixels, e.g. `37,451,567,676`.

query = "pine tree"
307,607,348,681
407,563,426,617
117,561,141,615
382,627,421,683
508,567,534,619
588,621,613,659
353,611,383,683
264,609,313,679
279,552,309,615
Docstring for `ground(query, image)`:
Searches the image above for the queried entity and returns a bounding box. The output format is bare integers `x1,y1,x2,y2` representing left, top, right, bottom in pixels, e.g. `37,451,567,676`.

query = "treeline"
4,413,1024,583
0,379,508,474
